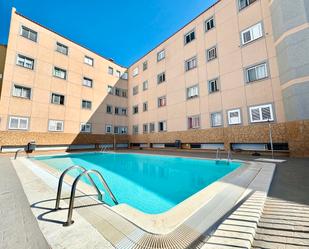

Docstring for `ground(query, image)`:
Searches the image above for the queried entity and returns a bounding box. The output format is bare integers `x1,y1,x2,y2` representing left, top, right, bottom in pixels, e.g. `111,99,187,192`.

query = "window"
143,102,148,112
133,105,139,114
51,93,65,105
56,42,68,55
115,88,121,96
107,85,113,94
121,89,128,98
188,116,200,129
115,107,127,116
8,116,29,130
108,66,114,75
187,85,199,99
20,26,37,42
121,72,128,80
80,123,92,133
12,85,31,99
208,78,219,93
157,49,165,62
143,124,148,133
157,72,166,84
48,120,64,132
239,0,257,10
132,125,139,134
132,67,139,77
207,46,217,61
149,123,155,133
133,86,139,95
184,30,195,45
249,104,274,123
143,80,148,91
83,77,93,88
84,56,94,66
116,70,121,78
185,57,197,71
158,96,167,107
211,112,223,127
118,126,128,134
143,61,148,71
158,121,167,132
82,100,92,110
205,17,215,32
114,126,119,134
106,124,113,134
53,67,67,80
106,105,113,114
241,23,263,45
246,62,268,82
228,109,242,125
16,54,34,70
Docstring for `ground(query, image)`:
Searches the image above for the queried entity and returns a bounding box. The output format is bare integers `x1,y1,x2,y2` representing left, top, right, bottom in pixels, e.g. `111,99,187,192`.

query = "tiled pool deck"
1,150,309,249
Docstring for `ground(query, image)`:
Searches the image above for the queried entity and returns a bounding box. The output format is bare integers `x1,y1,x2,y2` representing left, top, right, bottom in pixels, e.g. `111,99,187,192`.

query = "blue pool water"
34,152,241,214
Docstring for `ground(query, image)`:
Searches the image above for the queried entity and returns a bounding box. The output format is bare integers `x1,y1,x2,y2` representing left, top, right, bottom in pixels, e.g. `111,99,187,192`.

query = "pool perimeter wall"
0,119,308,157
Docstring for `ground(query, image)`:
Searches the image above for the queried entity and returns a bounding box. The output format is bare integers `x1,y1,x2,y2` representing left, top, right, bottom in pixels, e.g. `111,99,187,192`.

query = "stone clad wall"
0,120,308,157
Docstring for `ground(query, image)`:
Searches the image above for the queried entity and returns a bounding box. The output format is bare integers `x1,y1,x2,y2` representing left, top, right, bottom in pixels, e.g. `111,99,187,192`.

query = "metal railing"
54,166,118,227
100,144,109,153
63,169,118,226
216,149,232,164
54,165,103,210
14,149,24,160
215,148,221,162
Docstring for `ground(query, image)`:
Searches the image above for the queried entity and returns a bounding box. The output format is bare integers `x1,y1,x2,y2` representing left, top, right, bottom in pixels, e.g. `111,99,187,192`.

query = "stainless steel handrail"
63,169,118,226
100,144,108,153
54,165,103,210
215,148,221,161
227,150,232,162
14,148,24,160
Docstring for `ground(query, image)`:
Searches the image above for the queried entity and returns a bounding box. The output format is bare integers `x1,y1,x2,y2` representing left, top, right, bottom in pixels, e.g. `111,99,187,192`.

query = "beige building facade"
0,0,308,156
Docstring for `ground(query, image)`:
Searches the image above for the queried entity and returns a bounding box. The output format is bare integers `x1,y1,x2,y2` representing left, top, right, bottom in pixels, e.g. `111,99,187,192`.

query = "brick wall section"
0,120,308,157
130,120,309,157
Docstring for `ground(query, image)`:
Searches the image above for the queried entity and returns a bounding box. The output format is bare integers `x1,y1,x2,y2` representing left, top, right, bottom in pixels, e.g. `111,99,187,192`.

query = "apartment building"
0,0,308,156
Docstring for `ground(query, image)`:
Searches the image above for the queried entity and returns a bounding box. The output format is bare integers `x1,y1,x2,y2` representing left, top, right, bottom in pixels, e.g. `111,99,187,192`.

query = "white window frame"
227,109,242,125
16,54,34,70
205,16,215,32
184,29,195,45
108,66,114,75
56,42,68,55
48,120,64,132
143,80,148,91
249,104,274,123
208,78,219,93
51,93,65,105
83,77,93,88
80,123,92,133
149,123,155,133
246,62,268,83
158,96,167,107
132,125,139,134
239,0,257,10
188,115,200,129
20,26,37,42
143,123,149,133
132,67,139,77
207,46,217,61
211,112,223,127
105,124,113,134
241,22,263,45
157,72,166,84
84,56,94,66
185,56,197,71
157,49,165,62
187,85,199,99
82,100,92,110
53,67,67,80
158,121,167,132
12,85,31,99
8,116,29,130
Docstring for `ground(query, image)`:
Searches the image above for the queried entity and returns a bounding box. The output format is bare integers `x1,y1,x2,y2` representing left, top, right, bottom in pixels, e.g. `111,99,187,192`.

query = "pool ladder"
100,144,109,153
215,149,232,164
54,165,118,227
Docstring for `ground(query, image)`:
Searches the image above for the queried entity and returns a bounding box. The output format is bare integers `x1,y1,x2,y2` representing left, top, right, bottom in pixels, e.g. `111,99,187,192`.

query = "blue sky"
0,0,217,67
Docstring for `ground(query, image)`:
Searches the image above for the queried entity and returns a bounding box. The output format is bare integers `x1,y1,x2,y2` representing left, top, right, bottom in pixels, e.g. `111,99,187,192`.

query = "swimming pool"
34,152,241,214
